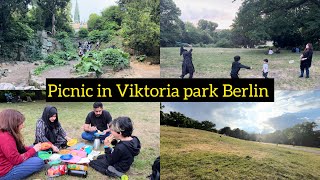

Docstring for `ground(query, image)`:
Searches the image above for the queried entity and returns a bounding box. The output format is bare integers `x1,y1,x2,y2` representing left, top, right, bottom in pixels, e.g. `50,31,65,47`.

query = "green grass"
0,101,159,180
160,47,320,90
161,126,320,180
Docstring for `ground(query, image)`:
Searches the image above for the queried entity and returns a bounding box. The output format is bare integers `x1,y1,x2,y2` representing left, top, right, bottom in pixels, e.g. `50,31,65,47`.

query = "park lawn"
0,101,160,180
161,126,320,180
160,47,320,90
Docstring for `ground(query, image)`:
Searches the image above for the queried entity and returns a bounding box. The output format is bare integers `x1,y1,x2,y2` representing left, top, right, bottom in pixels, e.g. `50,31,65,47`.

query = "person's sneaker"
299,75,303,78
107,166,124,177
306,76,309,78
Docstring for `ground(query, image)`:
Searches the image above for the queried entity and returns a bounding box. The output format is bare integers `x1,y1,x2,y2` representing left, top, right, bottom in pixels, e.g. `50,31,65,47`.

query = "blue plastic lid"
60,154,73,160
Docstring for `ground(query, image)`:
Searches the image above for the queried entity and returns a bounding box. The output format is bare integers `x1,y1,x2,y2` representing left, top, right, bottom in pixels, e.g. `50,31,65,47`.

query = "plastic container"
68,170,87,178
93,138,101,150
67,164,88,171
60,154,73,160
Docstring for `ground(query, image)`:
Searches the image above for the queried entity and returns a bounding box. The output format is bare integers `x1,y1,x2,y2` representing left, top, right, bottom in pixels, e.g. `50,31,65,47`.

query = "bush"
101,48,130,71
74,53,103,76
78,28,89,38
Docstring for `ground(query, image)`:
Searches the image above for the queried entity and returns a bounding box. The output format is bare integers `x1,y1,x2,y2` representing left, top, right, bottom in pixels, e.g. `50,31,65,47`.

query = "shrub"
78,28,89,38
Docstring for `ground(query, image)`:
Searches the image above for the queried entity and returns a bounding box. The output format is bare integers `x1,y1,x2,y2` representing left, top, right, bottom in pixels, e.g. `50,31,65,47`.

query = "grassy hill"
161,126,320,179
160,47,320,90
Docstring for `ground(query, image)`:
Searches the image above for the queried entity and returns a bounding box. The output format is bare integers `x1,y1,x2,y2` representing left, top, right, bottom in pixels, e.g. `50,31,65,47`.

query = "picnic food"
40,142,53,150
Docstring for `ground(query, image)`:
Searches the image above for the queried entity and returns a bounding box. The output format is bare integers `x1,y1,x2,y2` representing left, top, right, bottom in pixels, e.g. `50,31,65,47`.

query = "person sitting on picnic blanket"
89,116,141,177
0,109,44,180
81,102,112,142
230,55,252,79
34,106,72,152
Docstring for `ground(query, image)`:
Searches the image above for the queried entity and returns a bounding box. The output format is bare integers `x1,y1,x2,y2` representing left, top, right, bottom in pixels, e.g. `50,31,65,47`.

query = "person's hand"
33,143,42,152
52,145,59,152
104,135,114,146
104,129,111,134
90,126,97,132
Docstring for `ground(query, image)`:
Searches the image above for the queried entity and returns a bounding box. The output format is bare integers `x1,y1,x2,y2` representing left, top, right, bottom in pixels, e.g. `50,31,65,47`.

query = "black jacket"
301,50,313,68
230,61,250,76
105,136,141,172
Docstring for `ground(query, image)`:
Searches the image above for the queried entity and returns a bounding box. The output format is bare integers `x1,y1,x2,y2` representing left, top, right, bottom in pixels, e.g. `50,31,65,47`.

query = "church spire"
74,0,80,23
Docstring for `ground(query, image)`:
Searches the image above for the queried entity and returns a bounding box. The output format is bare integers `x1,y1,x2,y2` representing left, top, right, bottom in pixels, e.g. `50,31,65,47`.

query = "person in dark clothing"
230,55,252,79
299,43,313,78
89,116,141,177
34,106,72,152
81,102,112,141
180,45,195,79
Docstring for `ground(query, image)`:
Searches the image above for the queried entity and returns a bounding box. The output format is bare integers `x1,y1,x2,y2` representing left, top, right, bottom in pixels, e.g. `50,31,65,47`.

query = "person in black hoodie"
89,116,141,177
34,106,72,152
230,55,252,79
180,45,195,79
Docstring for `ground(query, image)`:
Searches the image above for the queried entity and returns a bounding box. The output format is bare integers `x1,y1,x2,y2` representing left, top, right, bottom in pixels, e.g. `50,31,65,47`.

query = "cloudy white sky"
163,91,320,134
174,0,243,29
71,0,117,22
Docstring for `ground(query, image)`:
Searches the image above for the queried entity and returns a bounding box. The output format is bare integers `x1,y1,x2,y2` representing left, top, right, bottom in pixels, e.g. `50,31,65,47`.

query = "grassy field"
160,47,320,90
0,101,160,180
161,126,320,179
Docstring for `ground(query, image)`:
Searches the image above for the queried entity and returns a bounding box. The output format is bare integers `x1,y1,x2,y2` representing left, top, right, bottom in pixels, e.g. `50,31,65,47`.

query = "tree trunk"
52,13,56,36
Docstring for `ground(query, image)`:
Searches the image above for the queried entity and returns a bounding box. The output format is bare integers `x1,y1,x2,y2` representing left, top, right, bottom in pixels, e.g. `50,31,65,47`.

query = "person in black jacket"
89,116,141,177
299,43,313,78
230,55,252,79
180,45,195,79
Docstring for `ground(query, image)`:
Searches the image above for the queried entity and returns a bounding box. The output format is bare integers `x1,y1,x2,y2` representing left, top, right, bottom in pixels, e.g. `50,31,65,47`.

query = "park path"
258,142,320,155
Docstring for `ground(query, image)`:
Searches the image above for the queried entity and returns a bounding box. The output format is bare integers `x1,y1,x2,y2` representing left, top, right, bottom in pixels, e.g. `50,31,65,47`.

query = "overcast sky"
163,91,320,134
71,0,117,22
174,0,243,29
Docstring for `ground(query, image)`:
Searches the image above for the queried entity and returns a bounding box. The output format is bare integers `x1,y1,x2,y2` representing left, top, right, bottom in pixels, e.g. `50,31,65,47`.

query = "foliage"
232,0,320,49
87,13,103,31
160,0,182,47
75,48,130,74
161,110,217,133
121,0,160,56
136,55,147,62
74,53,103,76
78,28,89,38
87,30,112,42
34,64,52,75
100,48,130,71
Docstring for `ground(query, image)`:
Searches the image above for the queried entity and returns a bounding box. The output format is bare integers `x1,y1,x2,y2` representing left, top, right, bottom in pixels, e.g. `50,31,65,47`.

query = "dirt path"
0,61,37,86
101,59,160,78
0,59,160,87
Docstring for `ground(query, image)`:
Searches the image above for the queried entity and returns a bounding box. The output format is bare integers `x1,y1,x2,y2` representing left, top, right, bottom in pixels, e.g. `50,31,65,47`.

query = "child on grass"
262,59,268,79
230,55,252,79
89,117,141,177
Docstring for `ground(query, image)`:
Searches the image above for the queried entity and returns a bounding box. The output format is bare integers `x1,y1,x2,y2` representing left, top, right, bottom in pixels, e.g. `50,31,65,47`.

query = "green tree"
160,0,182,46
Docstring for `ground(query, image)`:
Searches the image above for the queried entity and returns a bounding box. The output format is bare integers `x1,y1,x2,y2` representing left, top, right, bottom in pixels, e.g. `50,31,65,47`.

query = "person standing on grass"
0,109,44,180
89,117,141,177
81,102,112,142
34,106,72,152
180,45,195,79
230,55,252,79
299,43,313,78
262,59,269,79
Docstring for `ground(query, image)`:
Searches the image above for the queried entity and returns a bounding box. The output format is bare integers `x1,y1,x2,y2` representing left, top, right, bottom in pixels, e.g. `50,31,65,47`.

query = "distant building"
71,0,87,32
74,0,80,23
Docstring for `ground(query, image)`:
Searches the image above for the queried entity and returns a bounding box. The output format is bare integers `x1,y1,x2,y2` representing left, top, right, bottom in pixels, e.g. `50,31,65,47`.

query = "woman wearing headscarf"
34,106,71,152
180,45,195,79
299,43,313,78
